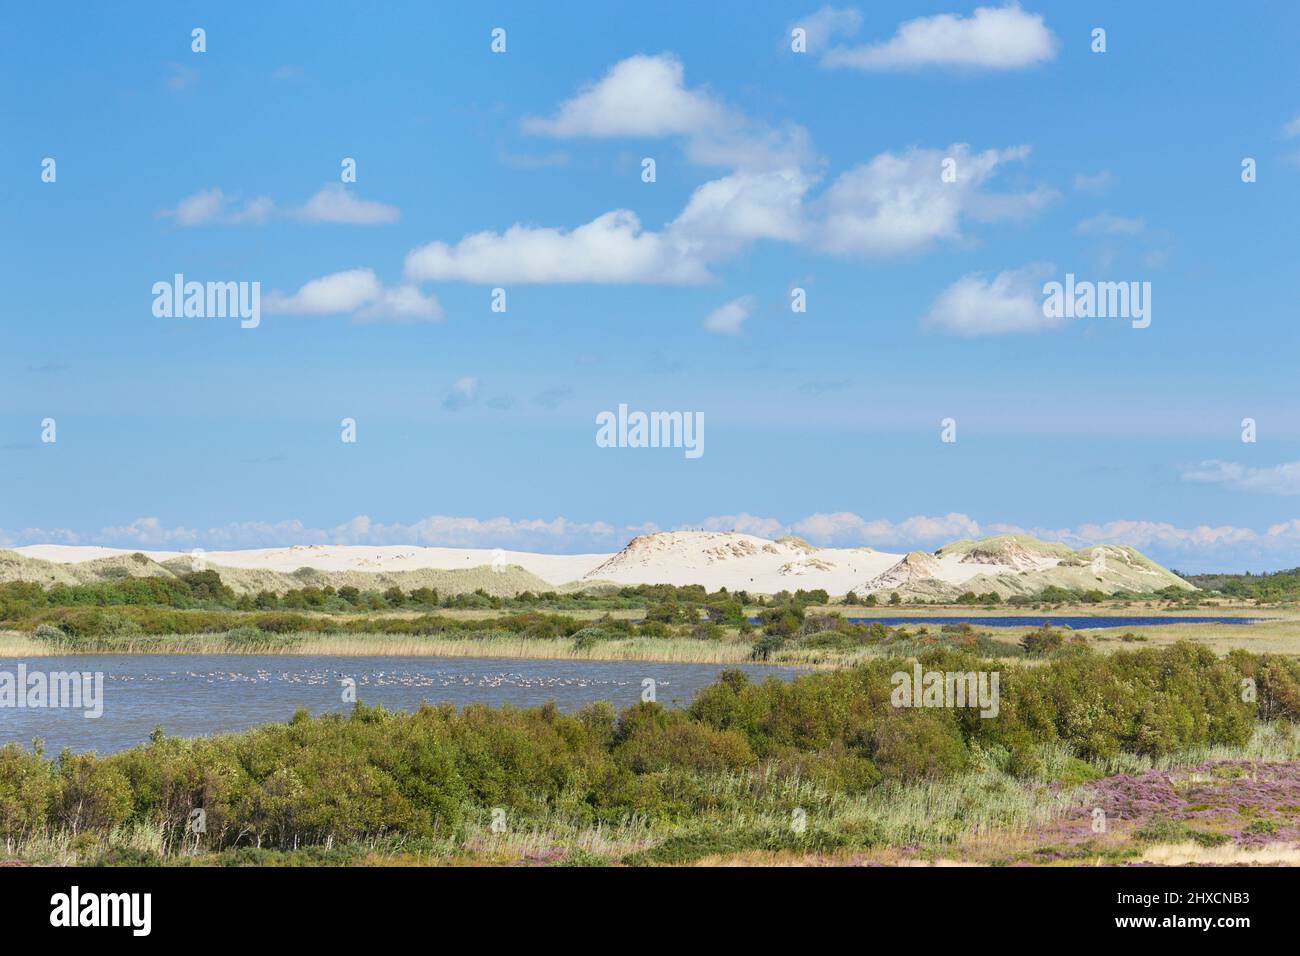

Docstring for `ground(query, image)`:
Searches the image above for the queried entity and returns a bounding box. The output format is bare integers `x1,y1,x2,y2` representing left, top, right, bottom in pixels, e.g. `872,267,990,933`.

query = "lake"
756,615,1265,629
0,655,798,756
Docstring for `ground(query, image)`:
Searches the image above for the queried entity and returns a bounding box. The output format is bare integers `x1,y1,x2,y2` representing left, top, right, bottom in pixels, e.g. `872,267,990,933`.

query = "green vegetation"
0,577,792,629
1181,567,1300,604
1134,816,1232,848
4,642,1298,865
4,578,949,663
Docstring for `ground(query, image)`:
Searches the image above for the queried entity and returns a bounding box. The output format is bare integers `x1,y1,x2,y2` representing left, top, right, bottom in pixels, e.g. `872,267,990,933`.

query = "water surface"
0,655,797,756
780,615,1264,629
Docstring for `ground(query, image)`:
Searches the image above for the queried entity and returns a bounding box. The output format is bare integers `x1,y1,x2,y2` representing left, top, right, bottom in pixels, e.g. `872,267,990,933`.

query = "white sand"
14,544,611,587
13,532,1064,592
15,545,166,565
578,532,903,592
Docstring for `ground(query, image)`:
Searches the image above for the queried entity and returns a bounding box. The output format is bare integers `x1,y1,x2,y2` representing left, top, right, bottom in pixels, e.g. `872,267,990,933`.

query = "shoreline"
0,632,835,667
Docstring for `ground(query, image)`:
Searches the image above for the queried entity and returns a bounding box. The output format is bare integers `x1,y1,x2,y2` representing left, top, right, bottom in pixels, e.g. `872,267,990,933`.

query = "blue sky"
2,1,1299,571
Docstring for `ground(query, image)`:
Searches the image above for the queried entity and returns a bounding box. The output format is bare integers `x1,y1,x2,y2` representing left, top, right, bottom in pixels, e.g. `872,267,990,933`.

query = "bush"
98,613,144,638
223,625,306,650
870,710,968,781
1020,626,1064,656
0,641,1273,856
32,622,66,642
224,625,265,644
570,627,610,651
750,632,786,660
614,705,756,774
0,745,59,841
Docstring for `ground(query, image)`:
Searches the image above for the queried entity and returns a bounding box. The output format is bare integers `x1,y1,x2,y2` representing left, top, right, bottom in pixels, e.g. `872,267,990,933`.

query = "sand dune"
15,544,608,588
11,531,1191,597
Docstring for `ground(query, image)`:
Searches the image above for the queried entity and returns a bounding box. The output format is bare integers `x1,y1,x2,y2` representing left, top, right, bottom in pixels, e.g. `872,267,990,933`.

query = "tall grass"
0,629,804,665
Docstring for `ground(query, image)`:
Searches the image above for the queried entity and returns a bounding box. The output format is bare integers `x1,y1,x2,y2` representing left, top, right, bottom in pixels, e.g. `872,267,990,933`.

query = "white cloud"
815,145,1051,257
672,170,811,249
265,268,382,314
93,516,306,548
922,262,1059,336
401,142,1050,284
295,184,400,225
331,515,623,550
404,210,710,285
690,512,1300,569
683,511,1291,564
443,376,479,411
0,525,80,548
823,3,1057,71
395,55,1050,288
1076,212,1145,236
790,7,863,51
161,188,273,226
690,122,815,174
1181,460,1300,496
1283,115,1300,138
523,53,726,139
790,511,983,546
703,295,758,335
690,513,788,538
264,268,442,323
4,515,625,552
354,284,443,323
524,52,812,173
168,189,224,226
1061,520,1261,552
161,185,398,227
1073,170,1116,194
685,511,987,548
12,511,1300,570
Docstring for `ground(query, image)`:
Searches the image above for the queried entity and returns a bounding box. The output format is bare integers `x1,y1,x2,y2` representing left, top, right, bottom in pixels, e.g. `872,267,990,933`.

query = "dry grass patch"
1138,841,1300,865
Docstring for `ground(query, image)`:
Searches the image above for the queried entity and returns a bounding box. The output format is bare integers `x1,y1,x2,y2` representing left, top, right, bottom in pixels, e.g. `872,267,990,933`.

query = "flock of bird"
99,668,672,692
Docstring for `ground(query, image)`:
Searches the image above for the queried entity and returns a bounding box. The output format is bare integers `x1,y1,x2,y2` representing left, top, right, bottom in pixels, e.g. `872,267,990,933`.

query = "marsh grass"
0,629,807,665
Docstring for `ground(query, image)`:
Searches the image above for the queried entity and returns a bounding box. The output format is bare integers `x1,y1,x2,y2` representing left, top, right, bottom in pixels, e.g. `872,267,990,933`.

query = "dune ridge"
7,530,1193,598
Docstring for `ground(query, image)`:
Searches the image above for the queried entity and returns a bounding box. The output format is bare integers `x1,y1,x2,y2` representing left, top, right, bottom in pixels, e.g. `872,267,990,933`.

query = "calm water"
0,655,797,756
834,615,1264,629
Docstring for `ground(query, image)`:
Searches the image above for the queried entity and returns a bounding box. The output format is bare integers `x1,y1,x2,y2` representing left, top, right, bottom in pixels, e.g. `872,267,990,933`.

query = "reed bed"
0,630,800,665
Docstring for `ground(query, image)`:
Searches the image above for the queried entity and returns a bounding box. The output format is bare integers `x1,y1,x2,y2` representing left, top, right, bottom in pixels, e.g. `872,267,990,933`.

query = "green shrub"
570,627,610,651
870,710,968,781
0,641,1276,857
614,706,755,774
32,622,66,642
1020,626,1064,656
0,745,59,841
224,625,272,647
